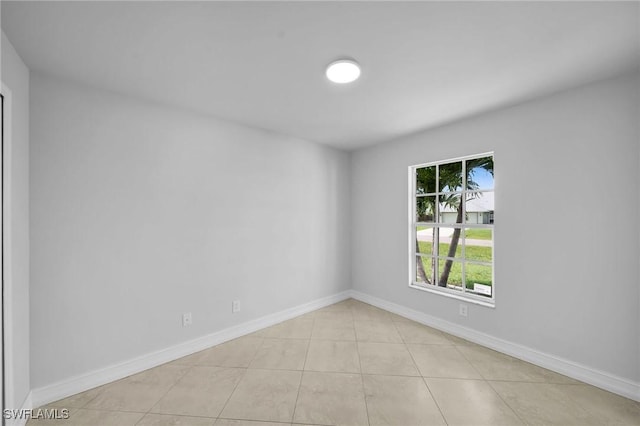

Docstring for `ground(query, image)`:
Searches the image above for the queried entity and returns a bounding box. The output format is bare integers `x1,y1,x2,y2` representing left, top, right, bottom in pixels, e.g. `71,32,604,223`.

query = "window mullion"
434,164,440,286
411,168,416,284
461,161,466,294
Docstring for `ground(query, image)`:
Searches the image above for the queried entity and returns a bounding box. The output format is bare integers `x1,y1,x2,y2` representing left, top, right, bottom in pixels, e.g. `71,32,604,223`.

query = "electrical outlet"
182,312,192,327
232,300,240,313
459,304,468,317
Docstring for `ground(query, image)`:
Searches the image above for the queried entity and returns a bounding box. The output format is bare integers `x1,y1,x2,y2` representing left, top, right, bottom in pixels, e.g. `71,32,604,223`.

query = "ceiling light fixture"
325,59,361,84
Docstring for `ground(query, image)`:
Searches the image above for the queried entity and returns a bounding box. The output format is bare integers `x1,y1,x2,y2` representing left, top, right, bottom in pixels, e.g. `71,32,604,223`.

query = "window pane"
439,193,462,224
465,192,494,224
464,229,492,262
416,226,435,256
466,156,494,191
437,259,463,290
415,256,437,286
439,161,463,192
416,166,436,194
416,195,436,222
438,227,463,259
465,263,493,297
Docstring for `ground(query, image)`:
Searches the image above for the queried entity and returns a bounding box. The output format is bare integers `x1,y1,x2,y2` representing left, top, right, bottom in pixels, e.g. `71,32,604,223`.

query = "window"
409,153,494,306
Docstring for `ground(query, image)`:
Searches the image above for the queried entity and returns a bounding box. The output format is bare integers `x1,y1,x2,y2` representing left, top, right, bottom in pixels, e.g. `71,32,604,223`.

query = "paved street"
416,229,493,247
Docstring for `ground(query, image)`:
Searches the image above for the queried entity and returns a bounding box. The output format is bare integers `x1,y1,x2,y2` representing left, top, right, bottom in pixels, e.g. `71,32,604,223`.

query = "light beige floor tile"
151,366,245,417
408,344,482,379
311,318,356,341
441,332,477,346
457,345,578,383
363,374,446,426
314,303,354,320
561,384,640,425
137,413,216,426
305,340,360,373
353,320,403,343
319,301,354,312
47,385,106,408
351,305,392,322
84,364,189,412
426,378,524,425
358,342,419,376
221,369,301,423
387,312,411,322
174,337,263,367
295,311,318,321
249,338,309,370
36,302,636,426
314,310,354,322
293,371,368,426
394,320,455,345
313,299,358,319
257,318,314,339
335,298,359,307
346,300,370,309
490,381,600,426
37,408,143,426
168,350,203,366
216,420,289,426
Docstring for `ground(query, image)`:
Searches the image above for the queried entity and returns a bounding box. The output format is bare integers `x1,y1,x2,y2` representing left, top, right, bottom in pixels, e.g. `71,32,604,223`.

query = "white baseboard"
349,290,640,402
30,290,351,409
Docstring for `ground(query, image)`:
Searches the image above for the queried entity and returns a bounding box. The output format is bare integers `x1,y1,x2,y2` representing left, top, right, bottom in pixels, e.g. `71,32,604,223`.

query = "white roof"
440,192,494,213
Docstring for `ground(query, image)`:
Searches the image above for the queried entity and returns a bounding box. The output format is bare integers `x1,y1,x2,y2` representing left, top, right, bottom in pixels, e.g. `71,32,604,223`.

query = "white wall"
1,31,30,410
29,73,351,388
351,72,640,384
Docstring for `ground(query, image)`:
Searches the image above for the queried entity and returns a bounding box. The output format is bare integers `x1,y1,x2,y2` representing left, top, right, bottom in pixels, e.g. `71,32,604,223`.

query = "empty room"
1,1,639,425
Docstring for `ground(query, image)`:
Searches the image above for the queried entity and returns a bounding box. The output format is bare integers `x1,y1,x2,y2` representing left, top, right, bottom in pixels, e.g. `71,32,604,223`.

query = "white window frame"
408,152,495,307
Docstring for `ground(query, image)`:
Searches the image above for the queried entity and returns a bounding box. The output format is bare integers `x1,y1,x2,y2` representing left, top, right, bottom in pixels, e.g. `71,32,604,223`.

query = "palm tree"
416,157,494,287
415,167,436,284
438,157,493,287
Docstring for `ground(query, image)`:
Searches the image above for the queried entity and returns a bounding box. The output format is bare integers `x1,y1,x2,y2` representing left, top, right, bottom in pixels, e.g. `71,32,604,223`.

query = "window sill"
409,283,495,308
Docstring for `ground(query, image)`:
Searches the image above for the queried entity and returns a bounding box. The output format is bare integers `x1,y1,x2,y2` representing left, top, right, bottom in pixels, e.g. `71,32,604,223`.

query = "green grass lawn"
418,241,491,262
417,241,492,289
464,228,492,240
416,227,492,241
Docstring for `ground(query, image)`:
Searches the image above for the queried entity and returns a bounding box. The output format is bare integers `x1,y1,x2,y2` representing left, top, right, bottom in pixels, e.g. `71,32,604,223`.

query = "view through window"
410,153,494,304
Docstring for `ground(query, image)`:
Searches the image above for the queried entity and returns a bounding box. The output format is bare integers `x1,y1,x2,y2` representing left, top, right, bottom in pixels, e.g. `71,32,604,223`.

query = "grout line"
74,406,149,414
484,379,528,425
216,416,297,425
351,304,371,426
54,299,627,426
450,344,484,379
393,314,451,425
214,367,249,421
139,364,193,423
62,382,109,411
420,376,450,426
290,313,314,424
131,411,218,420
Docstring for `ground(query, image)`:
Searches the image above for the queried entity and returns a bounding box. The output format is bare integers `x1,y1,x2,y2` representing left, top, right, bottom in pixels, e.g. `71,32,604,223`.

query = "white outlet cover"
182,312,192,326
232,300,240,313
459,304,468,317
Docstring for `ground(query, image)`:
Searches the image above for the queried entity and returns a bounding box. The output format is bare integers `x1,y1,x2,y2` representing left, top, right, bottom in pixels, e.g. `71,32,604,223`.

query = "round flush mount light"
325,59,361,84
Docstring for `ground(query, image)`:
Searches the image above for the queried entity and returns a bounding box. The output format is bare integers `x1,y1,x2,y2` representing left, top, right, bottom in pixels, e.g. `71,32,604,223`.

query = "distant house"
439,192,494,224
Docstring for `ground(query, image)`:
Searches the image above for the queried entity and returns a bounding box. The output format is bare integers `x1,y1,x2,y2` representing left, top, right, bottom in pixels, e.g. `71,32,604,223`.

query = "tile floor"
29,299,640,426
